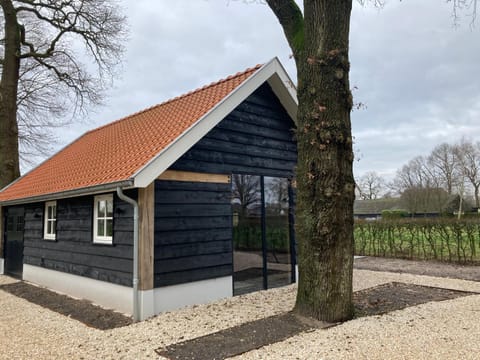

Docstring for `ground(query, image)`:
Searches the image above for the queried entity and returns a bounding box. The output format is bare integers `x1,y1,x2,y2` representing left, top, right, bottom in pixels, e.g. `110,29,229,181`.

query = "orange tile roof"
0,64,262,203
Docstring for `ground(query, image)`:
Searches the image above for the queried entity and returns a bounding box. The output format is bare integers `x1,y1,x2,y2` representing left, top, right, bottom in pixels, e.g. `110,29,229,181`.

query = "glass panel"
106,219,113,237
98,200,106,217
7,217,14,231
264,177,292,289
51,220,56,235
232,174,263,295
16,216,24,232
106,199,113,217
47,221,52,235
97,219,105,236
48,206,53,219
52,205,56,219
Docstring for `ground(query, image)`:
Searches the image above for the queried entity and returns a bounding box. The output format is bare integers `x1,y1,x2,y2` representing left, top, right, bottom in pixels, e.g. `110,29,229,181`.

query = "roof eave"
0,179,134,206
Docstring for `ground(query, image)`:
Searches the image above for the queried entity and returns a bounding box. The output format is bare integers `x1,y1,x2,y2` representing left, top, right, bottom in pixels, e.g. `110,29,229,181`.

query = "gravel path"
1,268,479,359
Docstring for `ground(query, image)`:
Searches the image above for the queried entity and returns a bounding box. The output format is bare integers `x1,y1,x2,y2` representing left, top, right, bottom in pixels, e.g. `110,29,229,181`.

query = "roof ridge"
85,63,263,136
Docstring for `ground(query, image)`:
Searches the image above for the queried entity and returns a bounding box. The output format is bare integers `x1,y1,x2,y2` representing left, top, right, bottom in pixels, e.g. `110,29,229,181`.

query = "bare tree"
454,139,480,208
427,143,459,195
356,171,385,200
0,0,126,187
232,174,261,216
393,156,449,214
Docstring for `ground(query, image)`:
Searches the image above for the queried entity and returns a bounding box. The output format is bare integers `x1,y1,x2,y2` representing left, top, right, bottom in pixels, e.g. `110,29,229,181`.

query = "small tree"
454,139,480,208
357,171,386,200
0,0,126,187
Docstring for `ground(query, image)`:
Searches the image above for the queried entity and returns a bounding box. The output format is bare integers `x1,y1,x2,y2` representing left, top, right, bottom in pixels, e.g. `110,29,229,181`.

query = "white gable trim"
133,57,297,188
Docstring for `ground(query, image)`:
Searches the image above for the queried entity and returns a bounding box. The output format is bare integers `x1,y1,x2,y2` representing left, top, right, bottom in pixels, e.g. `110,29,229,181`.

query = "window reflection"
232,175,293,295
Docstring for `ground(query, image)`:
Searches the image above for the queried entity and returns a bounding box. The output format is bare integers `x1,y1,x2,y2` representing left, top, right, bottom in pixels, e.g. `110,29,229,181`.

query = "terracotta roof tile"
0,64,262,202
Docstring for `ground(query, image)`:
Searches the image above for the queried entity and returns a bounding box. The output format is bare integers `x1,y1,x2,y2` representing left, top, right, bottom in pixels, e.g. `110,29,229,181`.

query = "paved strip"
156,312,329,360
0,281,132,330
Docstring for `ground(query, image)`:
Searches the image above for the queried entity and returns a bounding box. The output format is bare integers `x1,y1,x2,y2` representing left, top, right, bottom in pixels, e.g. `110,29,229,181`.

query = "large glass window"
44,201,57,240
232,175,263,295
232,175,294,295
264,177,292,289
93,194,113,244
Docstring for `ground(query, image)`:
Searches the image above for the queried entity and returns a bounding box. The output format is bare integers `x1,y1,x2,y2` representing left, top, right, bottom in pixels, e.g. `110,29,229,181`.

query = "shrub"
354,218,480,264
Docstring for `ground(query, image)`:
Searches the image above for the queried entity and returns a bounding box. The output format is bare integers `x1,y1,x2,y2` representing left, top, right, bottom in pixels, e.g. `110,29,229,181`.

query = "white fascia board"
266,59,298,122
133,57,298,188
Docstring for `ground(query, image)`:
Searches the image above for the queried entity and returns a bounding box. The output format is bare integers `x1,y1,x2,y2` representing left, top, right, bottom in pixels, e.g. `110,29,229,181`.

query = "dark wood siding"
154,83,297,287
171,83,297,177
22,191,136,287
154,180,232,287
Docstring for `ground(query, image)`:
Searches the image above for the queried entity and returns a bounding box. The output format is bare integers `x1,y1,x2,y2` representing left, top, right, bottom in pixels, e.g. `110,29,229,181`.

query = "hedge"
354,218,480,264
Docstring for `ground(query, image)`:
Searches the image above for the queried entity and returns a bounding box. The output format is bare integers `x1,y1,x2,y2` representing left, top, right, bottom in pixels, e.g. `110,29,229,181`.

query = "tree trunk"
474,184,480,209
0,0,21,188
293,0,355,322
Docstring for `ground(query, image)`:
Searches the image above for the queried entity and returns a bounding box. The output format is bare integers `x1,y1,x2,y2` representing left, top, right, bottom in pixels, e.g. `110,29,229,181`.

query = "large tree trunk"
0,0,21,188
293,0,355,322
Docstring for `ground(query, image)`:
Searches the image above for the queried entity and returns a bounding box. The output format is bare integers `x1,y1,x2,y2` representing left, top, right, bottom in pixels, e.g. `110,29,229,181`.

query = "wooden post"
138,183,154,291
0,206,3,259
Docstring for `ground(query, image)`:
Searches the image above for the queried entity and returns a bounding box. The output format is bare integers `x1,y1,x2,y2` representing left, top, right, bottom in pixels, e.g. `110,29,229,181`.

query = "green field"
354,219,480,264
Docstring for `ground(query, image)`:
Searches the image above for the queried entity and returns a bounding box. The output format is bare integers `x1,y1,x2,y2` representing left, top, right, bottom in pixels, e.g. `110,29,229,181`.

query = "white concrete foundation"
22,264,233,320
152,276,233,315
0,258,4,275
23,264,133,314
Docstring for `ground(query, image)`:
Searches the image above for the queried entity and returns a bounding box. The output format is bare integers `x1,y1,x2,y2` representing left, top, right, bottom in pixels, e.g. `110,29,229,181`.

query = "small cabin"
0,58,298,320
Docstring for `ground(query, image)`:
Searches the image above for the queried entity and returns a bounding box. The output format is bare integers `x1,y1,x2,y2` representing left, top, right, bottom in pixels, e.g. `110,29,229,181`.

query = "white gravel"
0,269,479,360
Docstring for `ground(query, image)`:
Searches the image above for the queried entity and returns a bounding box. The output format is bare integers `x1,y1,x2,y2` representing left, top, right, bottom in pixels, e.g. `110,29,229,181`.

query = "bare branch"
266,0,304,58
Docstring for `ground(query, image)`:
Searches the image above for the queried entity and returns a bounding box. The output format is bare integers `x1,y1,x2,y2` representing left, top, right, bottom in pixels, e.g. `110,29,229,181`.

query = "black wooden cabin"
0,58,298,319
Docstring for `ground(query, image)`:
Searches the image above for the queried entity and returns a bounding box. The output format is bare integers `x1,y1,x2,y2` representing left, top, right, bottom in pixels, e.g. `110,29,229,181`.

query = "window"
44,201,57,240
93,194,113,244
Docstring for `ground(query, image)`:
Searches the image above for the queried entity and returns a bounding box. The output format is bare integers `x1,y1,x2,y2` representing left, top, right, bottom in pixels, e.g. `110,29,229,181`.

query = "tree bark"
268,0,355,322
0,0,21,188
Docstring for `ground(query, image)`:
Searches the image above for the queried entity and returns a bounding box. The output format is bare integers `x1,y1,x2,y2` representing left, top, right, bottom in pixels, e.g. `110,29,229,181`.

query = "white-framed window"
44,201,57,240
93,194,114,244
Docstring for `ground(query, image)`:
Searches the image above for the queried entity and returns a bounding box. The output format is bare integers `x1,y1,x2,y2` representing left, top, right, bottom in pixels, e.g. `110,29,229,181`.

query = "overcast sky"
54,0,480,182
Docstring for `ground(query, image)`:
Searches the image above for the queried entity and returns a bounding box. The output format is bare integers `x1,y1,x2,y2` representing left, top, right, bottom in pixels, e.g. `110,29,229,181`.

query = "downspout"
116,187,140,322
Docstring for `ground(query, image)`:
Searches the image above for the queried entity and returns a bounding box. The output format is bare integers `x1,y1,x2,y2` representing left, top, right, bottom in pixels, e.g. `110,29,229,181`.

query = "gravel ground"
1,269,479,360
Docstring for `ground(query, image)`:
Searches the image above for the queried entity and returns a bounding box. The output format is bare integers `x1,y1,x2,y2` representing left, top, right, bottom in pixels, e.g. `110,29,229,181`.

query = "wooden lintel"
138,183,154,291
158,170,231,184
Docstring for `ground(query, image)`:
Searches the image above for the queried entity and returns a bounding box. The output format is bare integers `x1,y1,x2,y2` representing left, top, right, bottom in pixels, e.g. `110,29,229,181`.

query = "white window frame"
93,194,114,245
44,201,57,240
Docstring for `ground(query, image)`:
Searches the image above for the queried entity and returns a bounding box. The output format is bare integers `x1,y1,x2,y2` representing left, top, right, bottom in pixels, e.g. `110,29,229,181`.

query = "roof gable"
0,58,297,204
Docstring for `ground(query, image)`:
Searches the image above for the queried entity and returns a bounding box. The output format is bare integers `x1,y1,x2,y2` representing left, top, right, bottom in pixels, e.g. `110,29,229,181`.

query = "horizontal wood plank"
158,170,230,184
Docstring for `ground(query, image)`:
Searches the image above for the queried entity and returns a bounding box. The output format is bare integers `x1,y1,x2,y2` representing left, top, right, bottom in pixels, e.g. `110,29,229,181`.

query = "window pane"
265,177,291,290
232,174,263,295
52,220,56,235
106,219,113,237
48,206,52,219
7,217,14,231
52,205,56,218
98,200,106,217
47,221,52,234
97,219,105,236
106,199,113,217
16,216,24,231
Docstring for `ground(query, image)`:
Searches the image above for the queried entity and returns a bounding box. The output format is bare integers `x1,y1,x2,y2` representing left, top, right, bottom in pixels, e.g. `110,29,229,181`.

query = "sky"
51,0,480,182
